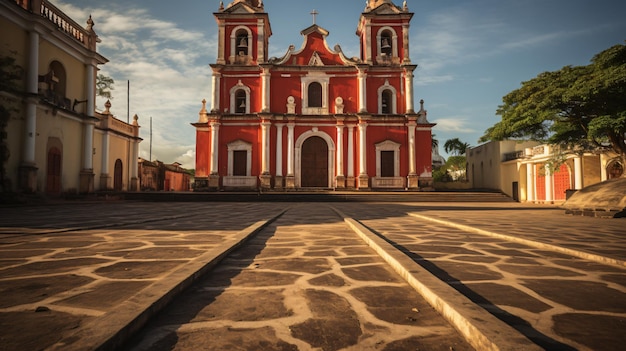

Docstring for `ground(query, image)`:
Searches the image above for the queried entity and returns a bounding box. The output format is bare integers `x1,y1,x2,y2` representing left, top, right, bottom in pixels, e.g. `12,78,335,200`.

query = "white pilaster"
336,125,344,177
358,69,367,113
358,122,368,175
347,125,355,178
574,157,583,189
407,121,416,175
22,31,39,165
404,69,415,114
257,19,265,63
211,71,221,113
83,64,96,170
275,124,284,176
210,121,220,174
217,23,226,64
261,121,271,174
526,163,535,202
261,66,270,112
287,123,295,176
545,168,554,203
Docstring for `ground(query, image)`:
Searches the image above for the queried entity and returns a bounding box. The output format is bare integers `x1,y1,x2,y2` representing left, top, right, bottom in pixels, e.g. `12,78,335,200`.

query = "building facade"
193,0,434,191
467,140,624,203
138,158,192,192
0,0,141,194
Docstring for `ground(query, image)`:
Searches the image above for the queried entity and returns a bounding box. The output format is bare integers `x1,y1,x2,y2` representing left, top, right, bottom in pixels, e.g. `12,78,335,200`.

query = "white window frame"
376,27,398,59
301,73,329,115
230,26,253,63
377,80,397,114
375,140,401,177
229,80,251,114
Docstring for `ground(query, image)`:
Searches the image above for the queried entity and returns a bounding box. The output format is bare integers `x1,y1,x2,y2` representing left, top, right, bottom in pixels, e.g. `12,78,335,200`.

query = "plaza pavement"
0,199,624,351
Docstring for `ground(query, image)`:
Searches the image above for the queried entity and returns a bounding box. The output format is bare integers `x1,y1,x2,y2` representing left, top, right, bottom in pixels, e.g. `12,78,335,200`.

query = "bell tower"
214,0,272,65
357,0,412,65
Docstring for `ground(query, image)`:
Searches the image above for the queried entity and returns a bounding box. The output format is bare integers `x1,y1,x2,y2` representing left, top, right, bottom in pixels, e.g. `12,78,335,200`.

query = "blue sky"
55,0,626,169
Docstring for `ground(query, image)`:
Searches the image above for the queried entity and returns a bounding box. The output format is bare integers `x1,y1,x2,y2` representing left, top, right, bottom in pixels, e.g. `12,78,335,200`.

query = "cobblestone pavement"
125,203,473,351
338,202,626,351
0,200,624,351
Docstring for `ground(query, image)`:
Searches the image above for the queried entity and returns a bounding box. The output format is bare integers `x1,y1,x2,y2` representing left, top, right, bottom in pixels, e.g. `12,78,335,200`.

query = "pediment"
369,4,403,15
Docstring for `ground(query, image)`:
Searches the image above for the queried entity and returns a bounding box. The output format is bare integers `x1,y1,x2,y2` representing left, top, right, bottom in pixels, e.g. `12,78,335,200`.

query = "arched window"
229,80,251,114
380,30,393,56
381,89,392,114
377,81,397,114
235,90,247,114
236,29,248,56
608,161,624,179
308,82,322,108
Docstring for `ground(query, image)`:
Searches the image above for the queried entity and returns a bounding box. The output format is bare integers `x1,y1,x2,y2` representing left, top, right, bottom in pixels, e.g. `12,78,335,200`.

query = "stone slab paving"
125,203,474,351
0,202,286,351
337,202,626,351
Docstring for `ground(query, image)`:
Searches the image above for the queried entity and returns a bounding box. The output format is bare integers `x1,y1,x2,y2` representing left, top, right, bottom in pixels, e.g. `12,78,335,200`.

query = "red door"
114,159,123,191
46,147,62,194
301,136,328,187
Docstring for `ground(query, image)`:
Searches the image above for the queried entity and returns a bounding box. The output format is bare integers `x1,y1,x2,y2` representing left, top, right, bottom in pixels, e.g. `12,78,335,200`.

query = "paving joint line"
330,206,541,351
409,212,626,268
46,208,289,351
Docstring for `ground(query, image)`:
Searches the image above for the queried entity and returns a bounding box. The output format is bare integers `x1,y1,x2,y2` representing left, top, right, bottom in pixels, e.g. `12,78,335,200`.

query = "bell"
238,37,247,48
381,38,391,49
239,101,246,108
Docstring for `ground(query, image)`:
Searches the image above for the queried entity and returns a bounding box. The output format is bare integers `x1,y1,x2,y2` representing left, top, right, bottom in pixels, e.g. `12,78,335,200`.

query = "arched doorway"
114,159,123,191
301,136,328,187
46,147,62,194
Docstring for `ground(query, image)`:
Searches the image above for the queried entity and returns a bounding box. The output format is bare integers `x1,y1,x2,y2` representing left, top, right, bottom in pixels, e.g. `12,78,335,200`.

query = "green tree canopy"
96,74,114,99
481,43,626,167
444,138,470,155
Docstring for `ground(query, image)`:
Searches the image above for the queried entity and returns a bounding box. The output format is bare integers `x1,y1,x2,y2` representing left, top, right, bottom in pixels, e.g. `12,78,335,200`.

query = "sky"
54,0,626,169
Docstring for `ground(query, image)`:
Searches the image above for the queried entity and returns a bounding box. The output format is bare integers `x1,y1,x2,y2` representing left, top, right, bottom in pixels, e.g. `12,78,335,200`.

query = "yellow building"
467,140,624,203
0,0,141,194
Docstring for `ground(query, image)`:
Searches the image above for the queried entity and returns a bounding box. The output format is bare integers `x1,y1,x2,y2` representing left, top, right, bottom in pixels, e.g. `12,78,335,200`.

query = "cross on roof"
310,9,319,25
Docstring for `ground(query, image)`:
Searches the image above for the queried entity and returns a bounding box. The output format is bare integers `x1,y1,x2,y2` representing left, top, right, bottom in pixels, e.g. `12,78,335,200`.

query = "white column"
217,23,226,64
405,69,415,113
131,139,139,179
275,124,284,176
358,69,367,113
545,168,554,203
347,125,355,178
261,121,271,174
336,125,344,177
261,66,270,112
83,64,96,170
402,24,410,63
358,122,368,176
210,122,220,174
574,157,583,189
526,163,535,202
407,122,416,174
287,123,295,176
22,31,39,165
365,23,372,64
211,71,221,113
101,134,110,175
257,19,265,63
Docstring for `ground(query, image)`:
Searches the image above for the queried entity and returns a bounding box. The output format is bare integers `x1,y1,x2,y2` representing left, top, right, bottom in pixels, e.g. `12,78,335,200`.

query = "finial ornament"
219,1,224,11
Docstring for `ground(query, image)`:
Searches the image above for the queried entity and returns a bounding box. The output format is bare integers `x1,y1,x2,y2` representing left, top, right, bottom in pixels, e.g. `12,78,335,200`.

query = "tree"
481,43,626,173
444,138,470,155
96,74,114,99
432,134,439,150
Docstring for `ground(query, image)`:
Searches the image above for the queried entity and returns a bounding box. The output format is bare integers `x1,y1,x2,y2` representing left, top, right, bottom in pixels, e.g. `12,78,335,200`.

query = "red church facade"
193,0,435,191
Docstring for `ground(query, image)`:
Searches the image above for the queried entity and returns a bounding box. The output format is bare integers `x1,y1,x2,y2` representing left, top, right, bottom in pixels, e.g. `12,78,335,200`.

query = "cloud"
55,1,216,169
431,117,477,133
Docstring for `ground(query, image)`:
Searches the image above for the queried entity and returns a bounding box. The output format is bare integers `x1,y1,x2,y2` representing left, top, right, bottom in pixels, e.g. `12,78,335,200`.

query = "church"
193,0,434,191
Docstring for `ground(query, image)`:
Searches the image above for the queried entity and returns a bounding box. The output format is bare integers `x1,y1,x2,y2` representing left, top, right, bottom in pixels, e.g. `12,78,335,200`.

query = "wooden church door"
301,136,328,187
46,147,62,194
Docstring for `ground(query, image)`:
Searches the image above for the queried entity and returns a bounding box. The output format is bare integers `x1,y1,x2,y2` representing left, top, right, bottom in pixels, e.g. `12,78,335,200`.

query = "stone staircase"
122,190,514,203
